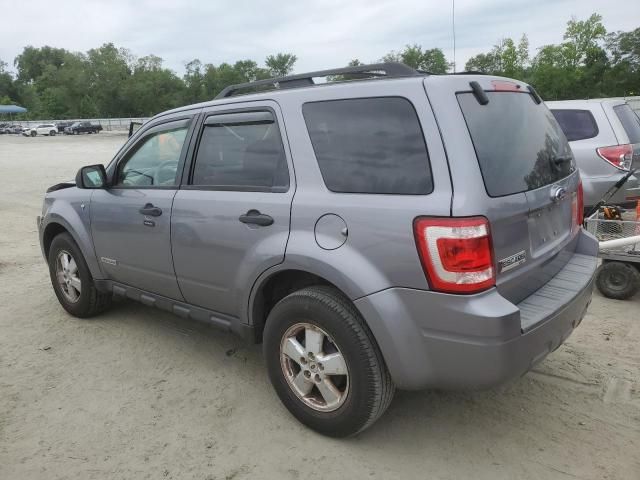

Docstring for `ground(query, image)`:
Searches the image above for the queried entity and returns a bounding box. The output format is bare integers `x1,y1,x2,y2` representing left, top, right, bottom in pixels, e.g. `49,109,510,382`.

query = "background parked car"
56,121,74,133
547,99,640,208
64,121,103,135
3,124,26,134
23,124,58,137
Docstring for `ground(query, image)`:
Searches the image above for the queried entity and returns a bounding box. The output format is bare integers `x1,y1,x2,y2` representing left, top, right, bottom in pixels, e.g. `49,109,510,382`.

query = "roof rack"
215,62,420,99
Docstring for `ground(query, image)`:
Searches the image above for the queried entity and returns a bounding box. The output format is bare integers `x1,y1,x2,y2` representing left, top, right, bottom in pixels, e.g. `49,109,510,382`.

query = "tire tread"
280,286,395,435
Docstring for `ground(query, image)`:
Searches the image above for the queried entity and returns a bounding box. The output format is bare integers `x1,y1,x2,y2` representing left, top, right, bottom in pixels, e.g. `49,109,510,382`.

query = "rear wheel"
49,130,56,136
48,233,112,317
263,286,394,437
596,261,640,300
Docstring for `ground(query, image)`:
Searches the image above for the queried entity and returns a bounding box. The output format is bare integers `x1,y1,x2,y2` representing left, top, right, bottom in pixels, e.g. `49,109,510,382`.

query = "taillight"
572,180,584,230
413,217,495,294
577,180,584,225
596,144,633,170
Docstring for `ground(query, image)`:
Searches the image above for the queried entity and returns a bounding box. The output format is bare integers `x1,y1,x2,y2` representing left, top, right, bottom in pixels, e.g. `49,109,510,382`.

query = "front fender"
40,190,103,280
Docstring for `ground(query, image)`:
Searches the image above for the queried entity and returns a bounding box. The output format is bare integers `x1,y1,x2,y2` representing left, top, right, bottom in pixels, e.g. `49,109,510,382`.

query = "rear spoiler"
468,81,542,106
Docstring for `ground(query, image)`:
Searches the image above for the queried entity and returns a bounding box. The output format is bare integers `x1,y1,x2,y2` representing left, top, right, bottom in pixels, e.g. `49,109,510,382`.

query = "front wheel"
48,233,112,317
596,261,640,300
30,130,36,137
263,286,394,437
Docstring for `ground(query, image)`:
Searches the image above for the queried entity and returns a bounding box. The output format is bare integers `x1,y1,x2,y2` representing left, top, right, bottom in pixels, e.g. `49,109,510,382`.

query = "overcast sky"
1,0,639,75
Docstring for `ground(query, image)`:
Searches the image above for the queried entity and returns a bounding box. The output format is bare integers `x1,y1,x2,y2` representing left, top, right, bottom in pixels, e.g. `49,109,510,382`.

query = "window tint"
191,111,289,191
550,109,599,141
303,97,432,194
614,104,640,144
116,120,189,187
458,92,574,197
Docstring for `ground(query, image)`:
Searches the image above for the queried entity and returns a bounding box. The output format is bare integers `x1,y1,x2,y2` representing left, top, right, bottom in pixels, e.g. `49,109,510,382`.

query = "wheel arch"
41,214,103,281
248,262,376,342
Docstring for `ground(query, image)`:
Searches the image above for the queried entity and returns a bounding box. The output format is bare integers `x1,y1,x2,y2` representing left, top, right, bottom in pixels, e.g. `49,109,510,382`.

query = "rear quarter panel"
273,78,453,299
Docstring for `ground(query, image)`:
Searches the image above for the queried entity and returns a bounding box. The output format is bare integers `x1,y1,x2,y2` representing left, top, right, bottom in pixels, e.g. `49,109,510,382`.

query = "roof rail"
214,62,420,99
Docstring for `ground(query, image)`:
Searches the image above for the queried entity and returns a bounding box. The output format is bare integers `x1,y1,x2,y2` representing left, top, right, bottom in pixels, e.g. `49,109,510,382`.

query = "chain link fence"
4,96,639,132
16,117,150,132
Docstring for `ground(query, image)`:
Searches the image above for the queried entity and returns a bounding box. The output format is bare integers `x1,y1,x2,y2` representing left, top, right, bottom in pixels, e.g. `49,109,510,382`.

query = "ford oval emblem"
551,186,567,202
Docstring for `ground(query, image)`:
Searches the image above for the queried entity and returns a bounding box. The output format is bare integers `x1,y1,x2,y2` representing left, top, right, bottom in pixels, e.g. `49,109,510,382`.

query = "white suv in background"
23,124,58,137
546,99,639,208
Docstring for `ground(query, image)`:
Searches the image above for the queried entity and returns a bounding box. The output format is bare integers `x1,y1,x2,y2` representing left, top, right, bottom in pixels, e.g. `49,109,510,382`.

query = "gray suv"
547,99,640,208
38,63,598,437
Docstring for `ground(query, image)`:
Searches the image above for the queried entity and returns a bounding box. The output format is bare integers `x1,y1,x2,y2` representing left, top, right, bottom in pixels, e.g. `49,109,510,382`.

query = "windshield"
458,91,574,197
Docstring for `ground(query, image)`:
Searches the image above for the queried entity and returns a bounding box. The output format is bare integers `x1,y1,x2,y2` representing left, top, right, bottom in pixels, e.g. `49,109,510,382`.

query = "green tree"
183,59,206,104
464,35,528,78
265,53,297,77
126,55,184,116
383,45,448,73
604,28,640,96
0,59,19,104
86,43,131,117
563,13,607,68
465,52,500,73
14,46,68,83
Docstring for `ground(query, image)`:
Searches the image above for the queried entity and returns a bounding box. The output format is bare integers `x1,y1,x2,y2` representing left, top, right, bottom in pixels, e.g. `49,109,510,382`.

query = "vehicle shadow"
99,298,597,453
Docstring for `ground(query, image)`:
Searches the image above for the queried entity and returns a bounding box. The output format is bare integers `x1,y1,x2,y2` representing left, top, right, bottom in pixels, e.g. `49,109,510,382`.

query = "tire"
48,232,112,317
596,261,640,300
30,130,36,137
263,286,394,437
49,130,56,136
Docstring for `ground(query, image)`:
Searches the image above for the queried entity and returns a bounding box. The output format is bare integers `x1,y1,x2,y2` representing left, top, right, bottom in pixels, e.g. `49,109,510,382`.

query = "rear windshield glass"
614,104,640,144
303,97,433,194
458,92,574,197
550,109,598,141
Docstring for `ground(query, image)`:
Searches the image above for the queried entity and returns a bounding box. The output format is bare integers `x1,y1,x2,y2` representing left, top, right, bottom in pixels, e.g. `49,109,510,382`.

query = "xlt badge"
100,257,117,266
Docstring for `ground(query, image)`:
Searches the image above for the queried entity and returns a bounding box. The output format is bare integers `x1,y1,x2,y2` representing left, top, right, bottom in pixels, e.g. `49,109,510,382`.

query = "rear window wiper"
469,81,489,105
552,155,573,165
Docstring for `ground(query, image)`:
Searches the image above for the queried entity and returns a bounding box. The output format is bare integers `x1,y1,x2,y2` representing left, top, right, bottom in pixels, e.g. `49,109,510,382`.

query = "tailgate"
425,75,581,303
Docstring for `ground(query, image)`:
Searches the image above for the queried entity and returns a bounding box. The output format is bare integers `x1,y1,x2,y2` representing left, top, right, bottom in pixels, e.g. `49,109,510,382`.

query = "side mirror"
76,164,108,189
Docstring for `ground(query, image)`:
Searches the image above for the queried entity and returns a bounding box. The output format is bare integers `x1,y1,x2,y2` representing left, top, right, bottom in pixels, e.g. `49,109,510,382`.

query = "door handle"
139,203,163,217
239,209,274,226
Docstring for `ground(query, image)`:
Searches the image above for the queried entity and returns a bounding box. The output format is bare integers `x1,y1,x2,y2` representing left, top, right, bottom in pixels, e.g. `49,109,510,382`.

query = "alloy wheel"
55,250,81,303
280,322,349,412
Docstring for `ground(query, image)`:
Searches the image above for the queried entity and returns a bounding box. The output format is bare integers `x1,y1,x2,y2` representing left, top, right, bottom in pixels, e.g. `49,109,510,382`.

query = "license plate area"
528,200,571,256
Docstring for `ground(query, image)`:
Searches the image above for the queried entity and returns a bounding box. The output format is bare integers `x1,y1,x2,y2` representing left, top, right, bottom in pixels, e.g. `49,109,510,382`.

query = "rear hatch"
424,76,581,304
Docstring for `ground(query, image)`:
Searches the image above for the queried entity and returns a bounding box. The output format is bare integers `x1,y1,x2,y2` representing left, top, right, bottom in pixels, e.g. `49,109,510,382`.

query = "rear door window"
303,97,433,194
458,92,574,197
613,104,640,144
550,109,599,141
191,111,289,191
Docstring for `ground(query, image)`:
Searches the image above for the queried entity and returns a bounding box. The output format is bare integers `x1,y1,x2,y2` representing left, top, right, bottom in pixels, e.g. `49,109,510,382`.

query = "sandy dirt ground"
0,133,639,480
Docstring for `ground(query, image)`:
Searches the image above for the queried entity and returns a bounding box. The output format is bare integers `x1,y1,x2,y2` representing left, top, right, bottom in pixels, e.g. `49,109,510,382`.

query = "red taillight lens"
596,144,633,170
414,217,495,294
577,180,584,225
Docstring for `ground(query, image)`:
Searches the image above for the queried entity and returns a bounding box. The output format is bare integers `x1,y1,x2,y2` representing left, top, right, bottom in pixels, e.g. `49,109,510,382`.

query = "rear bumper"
354,230,598,390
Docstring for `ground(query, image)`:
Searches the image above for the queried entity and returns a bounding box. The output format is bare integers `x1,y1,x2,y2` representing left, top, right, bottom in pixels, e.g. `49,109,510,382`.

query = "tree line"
0,13,637,119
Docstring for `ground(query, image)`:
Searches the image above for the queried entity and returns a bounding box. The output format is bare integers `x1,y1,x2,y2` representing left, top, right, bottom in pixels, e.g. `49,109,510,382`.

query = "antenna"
452,0,456,73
